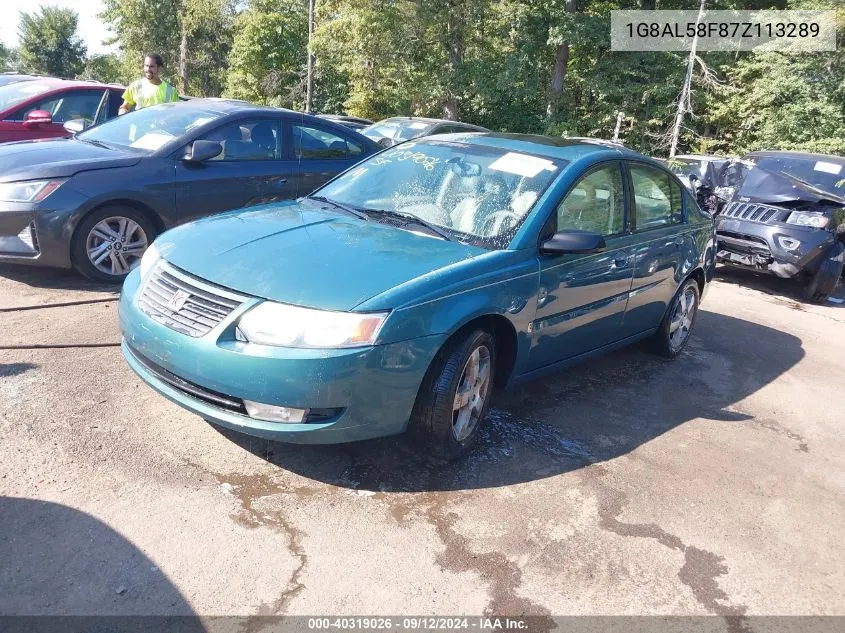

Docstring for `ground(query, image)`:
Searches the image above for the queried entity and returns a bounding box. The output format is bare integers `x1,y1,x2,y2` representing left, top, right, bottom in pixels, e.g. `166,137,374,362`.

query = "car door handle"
612,256,629,269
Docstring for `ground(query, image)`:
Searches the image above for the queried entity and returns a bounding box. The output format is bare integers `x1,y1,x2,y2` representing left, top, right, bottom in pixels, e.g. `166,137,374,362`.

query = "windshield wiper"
364,208,452,241
307,195,370,221
78,137,113,150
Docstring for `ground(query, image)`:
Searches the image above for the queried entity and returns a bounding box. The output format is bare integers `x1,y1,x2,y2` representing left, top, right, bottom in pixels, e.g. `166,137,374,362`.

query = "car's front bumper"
119,268,446,444
715,216,833,278
0,192,86,269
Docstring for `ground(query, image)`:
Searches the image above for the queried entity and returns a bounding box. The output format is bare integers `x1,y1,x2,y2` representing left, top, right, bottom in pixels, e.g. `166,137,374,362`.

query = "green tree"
18,6,87,77
0,42,14,71
81,53,124,84
224,0,308,107
100,0,235,96
708,2,845,155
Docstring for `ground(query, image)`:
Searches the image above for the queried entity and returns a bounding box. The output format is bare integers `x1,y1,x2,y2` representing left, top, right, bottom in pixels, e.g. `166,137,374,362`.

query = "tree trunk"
669,0,706,157
546,43,569,117
305,0,315,113
546,0,576,118
443,0,463,120
179,25,188,94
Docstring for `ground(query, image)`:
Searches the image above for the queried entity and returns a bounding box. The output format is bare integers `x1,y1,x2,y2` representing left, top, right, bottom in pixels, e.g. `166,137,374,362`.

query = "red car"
0,78,125,143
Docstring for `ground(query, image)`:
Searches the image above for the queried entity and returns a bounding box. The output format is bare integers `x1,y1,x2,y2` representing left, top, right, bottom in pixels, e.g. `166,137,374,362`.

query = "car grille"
721,201,783,224
126,343,247,414
138,261,250,337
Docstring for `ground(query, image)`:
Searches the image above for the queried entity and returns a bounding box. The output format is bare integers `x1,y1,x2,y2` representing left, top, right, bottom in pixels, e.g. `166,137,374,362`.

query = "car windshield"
0,81,54,111
315,139,565,248
751,156,845,197
78,103,226,152
361,119,432,142
666,158,707,180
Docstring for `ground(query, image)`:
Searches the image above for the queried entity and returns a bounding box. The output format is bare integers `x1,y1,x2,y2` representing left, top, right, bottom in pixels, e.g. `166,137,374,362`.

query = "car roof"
379,116,487,129
672,154,734,162
422,132,651,163
16,77,125,90
745,150,845,163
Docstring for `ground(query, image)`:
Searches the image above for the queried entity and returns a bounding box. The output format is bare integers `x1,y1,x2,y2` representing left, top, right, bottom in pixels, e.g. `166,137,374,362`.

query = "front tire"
802,242,844,303
409,329,496,460
651,278,700,358
71,206,158,282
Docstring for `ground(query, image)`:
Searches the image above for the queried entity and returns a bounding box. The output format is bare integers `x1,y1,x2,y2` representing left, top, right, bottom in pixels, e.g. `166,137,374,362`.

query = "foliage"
80,53,124,84
99,0,235,96
17,6,87,78
93,0,845,157
224,0,308,107
0,43,15,72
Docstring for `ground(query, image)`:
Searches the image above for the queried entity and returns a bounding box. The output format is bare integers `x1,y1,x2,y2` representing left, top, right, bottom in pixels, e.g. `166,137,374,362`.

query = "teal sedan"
119,134,715,459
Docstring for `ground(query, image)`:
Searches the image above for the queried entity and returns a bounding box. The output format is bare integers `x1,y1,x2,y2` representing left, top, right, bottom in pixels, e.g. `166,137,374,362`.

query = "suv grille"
721,201,783,224
138,261,249,337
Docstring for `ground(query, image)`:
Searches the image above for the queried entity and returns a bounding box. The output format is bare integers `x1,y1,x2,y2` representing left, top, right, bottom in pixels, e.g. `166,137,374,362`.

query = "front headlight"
786,211,829,229
236,302,388,348
138,242,160,278
0,179,65,203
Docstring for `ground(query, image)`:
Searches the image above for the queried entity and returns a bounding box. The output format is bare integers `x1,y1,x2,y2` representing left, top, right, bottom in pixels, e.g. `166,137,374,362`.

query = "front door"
174,118,298,224
527,162,636,370
0,88,108,142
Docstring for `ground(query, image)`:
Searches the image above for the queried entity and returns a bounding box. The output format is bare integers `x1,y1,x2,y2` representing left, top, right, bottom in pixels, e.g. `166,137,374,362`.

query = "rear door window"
629,163,683,230
293,124,363,159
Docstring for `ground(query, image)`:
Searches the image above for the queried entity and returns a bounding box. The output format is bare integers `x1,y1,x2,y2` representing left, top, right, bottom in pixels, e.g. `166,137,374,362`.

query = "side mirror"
541,230,606,255
23,110,53,129
183,140,222,163
63,119,87,135
688,174,700,191
377,137,394,149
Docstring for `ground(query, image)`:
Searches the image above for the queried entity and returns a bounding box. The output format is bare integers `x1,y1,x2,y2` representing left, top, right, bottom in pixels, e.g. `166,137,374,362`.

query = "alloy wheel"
452,345,492,442
669,286,697,351
85,216,149,277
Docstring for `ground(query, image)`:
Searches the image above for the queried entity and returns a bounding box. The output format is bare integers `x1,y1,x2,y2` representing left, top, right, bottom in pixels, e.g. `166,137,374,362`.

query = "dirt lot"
1,263,844,620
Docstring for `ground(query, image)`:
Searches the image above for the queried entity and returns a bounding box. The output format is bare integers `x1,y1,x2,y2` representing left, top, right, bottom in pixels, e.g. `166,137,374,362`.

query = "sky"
2,0,114,55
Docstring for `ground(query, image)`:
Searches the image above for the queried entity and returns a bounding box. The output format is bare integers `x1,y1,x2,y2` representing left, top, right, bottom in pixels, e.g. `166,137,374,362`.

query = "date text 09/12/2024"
307,618,529,630
626,21,821,39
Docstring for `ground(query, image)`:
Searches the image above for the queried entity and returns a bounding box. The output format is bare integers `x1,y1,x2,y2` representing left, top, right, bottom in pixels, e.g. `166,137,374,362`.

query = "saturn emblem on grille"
167,290,191,311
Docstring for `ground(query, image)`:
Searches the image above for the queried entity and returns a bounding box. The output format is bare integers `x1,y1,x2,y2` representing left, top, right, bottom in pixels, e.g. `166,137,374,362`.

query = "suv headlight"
786,211,829,229
0,179,66,203
236,302,388,349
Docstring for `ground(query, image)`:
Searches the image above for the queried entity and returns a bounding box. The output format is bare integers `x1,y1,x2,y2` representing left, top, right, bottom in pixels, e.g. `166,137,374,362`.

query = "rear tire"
802,242,844,303
71,205,158,282
651,278,700,359
409,329,496,460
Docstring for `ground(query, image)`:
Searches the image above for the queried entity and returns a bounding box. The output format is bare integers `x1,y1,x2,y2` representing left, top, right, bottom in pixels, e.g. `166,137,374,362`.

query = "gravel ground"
1,263,844,621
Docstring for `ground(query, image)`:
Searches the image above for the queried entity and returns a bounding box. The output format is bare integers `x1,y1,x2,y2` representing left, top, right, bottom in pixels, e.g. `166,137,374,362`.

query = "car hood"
736,165,845,207
0,138,142,182
156,201,488,311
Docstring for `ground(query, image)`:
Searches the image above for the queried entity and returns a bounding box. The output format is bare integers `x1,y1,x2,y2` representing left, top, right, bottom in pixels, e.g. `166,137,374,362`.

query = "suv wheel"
71,206,157,282
802,242,844,303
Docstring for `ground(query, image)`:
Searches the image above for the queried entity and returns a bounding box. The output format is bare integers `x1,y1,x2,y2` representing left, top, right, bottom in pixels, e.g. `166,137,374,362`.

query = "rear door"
620,161,688,336
292,121,369,196
174,116,298,224
527,161,636,370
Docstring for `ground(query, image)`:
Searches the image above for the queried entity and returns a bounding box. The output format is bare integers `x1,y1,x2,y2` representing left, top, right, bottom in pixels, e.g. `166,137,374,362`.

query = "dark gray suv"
715,151,845,302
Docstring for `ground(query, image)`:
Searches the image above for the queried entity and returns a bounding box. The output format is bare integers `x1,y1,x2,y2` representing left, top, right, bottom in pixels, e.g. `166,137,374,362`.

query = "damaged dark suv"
715,151,845,302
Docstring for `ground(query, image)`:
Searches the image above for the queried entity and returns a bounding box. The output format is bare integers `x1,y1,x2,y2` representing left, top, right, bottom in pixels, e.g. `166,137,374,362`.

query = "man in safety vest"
118,53,179,115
